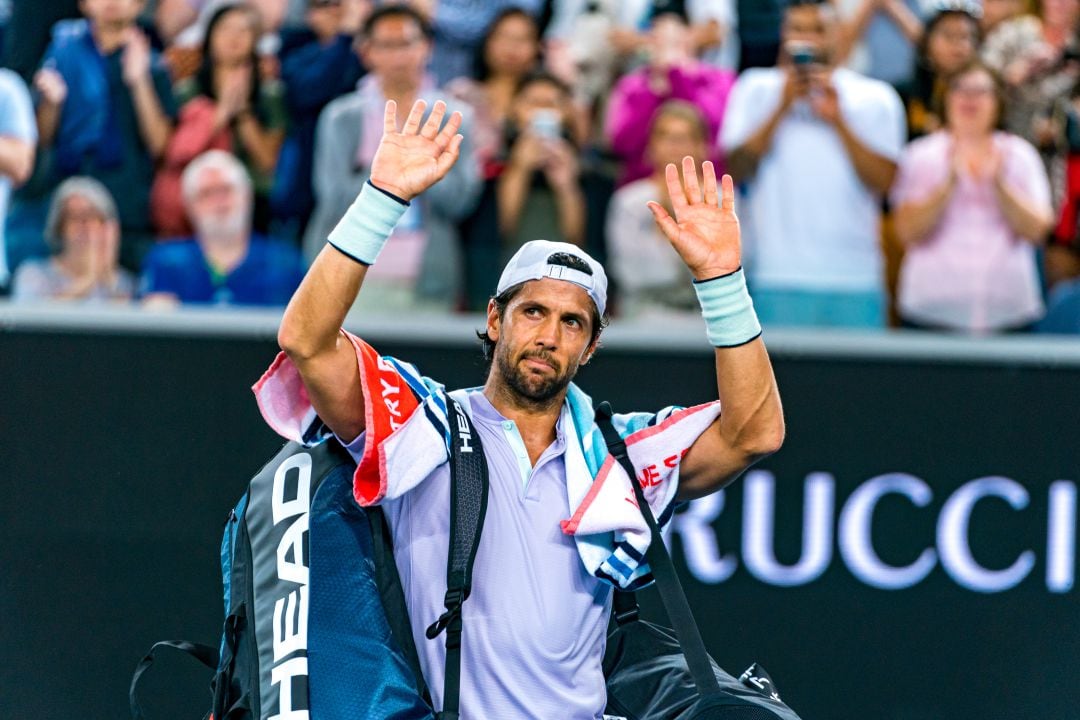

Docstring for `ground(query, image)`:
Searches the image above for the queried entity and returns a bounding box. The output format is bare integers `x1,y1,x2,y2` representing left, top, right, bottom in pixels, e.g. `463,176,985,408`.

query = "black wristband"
366,180,410,206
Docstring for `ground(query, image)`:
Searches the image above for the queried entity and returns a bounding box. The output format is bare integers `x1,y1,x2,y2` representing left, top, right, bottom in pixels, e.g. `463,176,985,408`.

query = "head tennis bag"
130,398,487,720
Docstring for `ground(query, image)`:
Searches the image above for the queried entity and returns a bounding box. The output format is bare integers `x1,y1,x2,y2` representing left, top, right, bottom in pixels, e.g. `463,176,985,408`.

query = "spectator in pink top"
604,10,735,187
891,61,1055,332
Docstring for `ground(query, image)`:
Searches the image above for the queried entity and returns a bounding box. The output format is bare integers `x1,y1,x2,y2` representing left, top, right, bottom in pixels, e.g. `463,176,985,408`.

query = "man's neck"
198,231,250,273
482,378,565,465
381,77,421,106
91,21,131,54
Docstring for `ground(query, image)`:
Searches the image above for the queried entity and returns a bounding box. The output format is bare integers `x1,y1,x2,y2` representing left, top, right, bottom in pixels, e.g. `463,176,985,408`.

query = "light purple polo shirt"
344,388,613,719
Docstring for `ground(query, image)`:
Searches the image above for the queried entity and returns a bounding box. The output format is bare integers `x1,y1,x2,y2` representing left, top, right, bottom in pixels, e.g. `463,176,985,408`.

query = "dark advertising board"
2,307,1077,719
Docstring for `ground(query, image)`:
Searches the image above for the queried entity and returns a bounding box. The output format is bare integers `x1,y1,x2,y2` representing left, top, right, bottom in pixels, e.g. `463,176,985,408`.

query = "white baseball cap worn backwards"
496,240,608,317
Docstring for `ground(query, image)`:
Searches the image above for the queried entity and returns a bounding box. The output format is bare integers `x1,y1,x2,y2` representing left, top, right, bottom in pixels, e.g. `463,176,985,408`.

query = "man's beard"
495,344,575,408
194,211,248,239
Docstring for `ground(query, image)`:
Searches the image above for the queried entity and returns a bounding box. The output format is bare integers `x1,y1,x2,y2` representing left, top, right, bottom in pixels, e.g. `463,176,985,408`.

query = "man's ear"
486,298,500,342
581,338,600,365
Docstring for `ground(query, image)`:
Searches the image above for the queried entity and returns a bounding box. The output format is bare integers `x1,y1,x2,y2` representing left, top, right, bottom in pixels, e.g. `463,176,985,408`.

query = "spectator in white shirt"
0,68,34,289
721,0,905,328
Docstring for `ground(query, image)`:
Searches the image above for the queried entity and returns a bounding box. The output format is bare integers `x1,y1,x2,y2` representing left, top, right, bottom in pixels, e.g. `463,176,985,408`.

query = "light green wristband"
327,181,409,265
693,268,762,347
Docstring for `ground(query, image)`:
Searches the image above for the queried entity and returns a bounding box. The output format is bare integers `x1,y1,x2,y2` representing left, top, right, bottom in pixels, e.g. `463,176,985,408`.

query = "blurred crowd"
3,0,1080,334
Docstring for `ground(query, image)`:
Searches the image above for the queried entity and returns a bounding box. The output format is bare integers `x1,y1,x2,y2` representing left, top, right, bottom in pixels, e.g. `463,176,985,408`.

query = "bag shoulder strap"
425,395,490,720
129,640,218,720
595,400,721,697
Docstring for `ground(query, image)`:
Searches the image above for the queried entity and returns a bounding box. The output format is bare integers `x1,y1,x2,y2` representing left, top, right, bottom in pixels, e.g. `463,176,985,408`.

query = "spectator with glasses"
901,1,981,140
12,176,134,302
892,61,1054,332
141,150,304,307
304,3,480,312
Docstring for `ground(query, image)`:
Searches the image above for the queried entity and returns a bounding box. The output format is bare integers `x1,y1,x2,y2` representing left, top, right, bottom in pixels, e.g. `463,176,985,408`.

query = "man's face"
80,0,143,27
487,279,597,408
648,112,707,172
189,166,248,237
307,0,343,39
781,5,833,64
360,15,430,87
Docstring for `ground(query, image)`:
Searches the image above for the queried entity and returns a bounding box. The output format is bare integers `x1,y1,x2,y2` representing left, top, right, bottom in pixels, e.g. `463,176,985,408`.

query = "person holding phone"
721,0,904,328
496,71,586,257
605,9,735,187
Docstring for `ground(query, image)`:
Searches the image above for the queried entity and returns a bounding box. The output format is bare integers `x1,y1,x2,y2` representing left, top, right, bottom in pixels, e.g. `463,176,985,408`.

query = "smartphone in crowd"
789,42,820,71
530,109,562,140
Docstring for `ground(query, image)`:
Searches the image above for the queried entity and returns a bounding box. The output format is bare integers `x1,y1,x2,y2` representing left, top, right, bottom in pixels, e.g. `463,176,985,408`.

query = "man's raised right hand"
368,99,463,202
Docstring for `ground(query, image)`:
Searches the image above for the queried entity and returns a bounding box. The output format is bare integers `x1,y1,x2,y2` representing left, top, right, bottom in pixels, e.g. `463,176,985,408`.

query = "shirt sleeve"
843,79,906,162
688,0,734,26
605,185,650,293
11,262,51,302
1002,134,1052,216
0,72,37,144
719,71,774,152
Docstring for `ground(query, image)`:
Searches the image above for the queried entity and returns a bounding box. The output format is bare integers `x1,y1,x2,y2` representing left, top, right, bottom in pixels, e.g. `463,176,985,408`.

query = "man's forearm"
553,183,586,246
279,246,370,361
0,137,34,185
678,338,784,500
713,339,785,468
280,180,411,353
725,102,788,182
129,75,172,159
497,166,531,237
883,0,923,43
278,98,463,441
36,104,60,148
277,194,391,442
677,269,784,500
235,113,284,174
835,116,896,194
